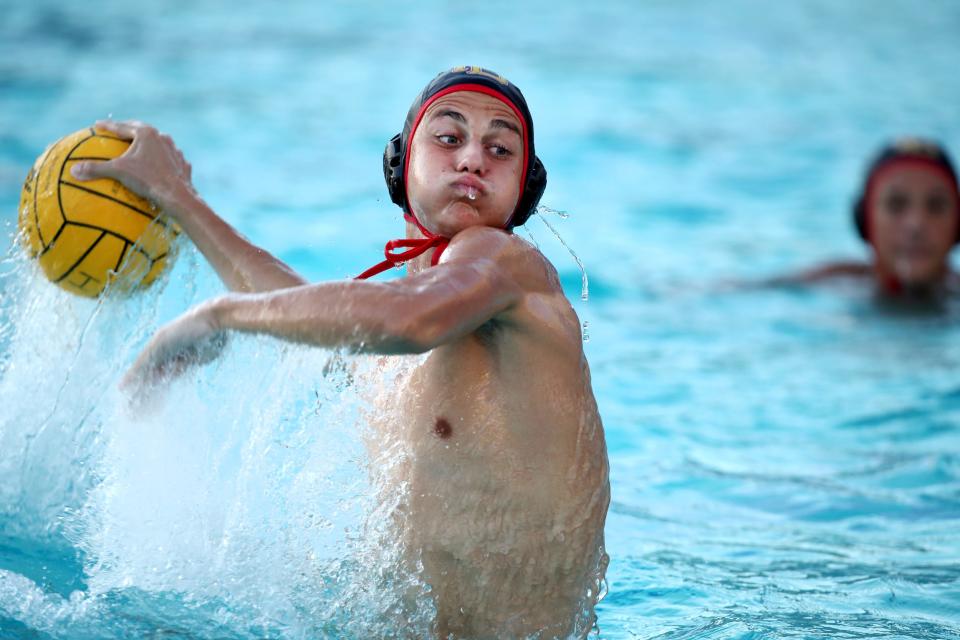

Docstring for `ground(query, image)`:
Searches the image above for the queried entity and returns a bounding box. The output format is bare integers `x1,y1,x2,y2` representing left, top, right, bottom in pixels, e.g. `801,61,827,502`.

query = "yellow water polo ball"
18,127,179,298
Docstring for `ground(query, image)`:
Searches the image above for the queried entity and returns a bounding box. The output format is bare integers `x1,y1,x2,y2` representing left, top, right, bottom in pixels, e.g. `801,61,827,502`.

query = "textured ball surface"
18,128,179,298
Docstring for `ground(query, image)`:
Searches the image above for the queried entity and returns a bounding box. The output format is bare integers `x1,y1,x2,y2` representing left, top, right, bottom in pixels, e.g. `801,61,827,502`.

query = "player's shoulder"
443,226,562,294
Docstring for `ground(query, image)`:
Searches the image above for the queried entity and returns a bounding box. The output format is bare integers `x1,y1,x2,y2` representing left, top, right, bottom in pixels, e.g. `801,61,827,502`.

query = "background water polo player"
768,138,960,298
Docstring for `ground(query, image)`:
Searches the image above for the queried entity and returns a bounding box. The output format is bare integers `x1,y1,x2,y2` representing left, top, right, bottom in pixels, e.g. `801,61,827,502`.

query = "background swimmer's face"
405,91,524,237
868,164,958,287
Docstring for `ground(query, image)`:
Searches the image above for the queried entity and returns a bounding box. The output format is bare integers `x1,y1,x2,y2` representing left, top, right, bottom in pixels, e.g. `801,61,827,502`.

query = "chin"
434,204,482,233
896,264,946,288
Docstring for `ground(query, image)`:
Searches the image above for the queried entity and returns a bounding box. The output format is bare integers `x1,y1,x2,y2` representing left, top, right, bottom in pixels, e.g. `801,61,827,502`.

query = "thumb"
70,159,116,181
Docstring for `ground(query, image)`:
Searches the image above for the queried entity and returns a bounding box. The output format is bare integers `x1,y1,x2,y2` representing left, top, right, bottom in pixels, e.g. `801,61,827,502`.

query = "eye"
926,194,950,216
884,192,908,216
488,144,513,158
436,134,459,145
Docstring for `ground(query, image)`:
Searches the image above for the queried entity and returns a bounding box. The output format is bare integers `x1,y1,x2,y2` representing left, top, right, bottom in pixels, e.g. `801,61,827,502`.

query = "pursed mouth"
451,178,486,201
455,187,481,202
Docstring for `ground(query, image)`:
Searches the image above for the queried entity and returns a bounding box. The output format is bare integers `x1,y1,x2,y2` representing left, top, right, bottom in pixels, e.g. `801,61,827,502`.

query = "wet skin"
867,164,958,289
365,92,610,637
76,92,609,639
373,226,609,638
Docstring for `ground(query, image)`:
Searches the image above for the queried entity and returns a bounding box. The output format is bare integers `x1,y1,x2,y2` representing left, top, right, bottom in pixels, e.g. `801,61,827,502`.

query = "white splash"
0,245,433,637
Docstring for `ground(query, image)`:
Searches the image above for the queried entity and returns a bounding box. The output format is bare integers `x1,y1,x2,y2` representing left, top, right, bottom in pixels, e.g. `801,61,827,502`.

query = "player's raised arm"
71,119,307,294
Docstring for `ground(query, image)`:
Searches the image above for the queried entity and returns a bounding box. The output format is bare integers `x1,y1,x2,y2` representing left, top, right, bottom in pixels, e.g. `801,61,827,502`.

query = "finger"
118,364,169,414
175,149,193,181
120,357,174,395
119,366,140,393
94,120,140,140
97,120,158,142
119,341,160,391
119,362,152,396
70,158,121,182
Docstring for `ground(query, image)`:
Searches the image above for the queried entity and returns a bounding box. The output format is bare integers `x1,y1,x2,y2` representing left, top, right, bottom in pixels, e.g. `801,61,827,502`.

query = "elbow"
371,262,518,354
373,281,463,354
379,314,449,355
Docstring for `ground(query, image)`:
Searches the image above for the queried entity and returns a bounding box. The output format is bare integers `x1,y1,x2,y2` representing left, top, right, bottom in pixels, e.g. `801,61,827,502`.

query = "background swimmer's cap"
18,127,179,297
853,138,960,243
383,66,547,230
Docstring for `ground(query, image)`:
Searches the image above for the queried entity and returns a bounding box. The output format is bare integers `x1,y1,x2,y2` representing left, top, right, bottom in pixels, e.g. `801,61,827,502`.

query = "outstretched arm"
222,257,519,352
71,120,307,293
760,261,873,287
123,228,527,389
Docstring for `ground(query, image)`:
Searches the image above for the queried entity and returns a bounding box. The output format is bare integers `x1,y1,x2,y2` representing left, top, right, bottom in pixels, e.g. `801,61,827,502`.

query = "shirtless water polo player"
72,66,610,638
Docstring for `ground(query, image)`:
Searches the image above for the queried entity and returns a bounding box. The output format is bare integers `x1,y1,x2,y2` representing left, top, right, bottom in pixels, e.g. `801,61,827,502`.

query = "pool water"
2,1,959,638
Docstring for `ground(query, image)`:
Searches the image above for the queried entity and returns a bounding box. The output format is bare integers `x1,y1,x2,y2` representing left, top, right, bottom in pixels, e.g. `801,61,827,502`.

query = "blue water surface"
1,1,959,638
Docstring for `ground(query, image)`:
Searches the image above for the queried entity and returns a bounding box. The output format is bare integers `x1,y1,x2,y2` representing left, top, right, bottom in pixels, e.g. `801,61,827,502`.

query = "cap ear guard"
383,131,548,229
383,133,405,208
384,67,549,230
853,194,868,241
852,139,960,246
508,155,547,229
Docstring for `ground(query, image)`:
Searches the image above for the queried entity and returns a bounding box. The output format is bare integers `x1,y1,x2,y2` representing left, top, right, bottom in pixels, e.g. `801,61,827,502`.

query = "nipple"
434,417,452,439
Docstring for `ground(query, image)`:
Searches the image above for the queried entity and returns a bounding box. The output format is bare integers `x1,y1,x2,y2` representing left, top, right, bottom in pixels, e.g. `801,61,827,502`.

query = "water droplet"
536,210,588,301
521,226,541,250
538,205,569,219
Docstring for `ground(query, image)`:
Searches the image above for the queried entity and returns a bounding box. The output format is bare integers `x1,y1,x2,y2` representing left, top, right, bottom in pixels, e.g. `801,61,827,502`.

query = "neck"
405,220,433,274
873,261,951,298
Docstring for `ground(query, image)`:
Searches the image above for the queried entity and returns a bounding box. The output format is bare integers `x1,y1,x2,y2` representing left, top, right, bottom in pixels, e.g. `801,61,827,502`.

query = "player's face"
869,164,958,287
405,91,524,237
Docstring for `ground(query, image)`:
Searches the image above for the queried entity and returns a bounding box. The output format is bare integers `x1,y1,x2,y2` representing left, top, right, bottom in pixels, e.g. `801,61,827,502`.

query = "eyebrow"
490,118,522,137
432,109,522,137
434,109,466,124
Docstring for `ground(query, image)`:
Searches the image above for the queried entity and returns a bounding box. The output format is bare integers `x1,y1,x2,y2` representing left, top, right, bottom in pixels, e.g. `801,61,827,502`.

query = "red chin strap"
878,270,904,295
355,213,450,280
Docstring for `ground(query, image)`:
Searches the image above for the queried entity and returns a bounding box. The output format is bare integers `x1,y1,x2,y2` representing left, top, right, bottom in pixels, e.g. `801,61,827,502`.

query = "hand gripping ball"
18,127,179,298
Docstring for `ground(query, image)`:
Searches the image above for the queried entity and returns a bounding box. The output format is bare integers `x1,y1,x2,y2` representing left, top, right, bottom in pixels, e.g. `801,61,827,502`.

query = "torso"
368,238,609,638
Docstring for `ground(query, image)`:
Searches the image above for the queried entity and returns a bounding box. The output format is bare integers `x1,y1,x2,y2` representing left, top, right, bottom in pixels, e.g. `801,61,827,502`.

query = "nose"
455,139,485,175
902,205,927,237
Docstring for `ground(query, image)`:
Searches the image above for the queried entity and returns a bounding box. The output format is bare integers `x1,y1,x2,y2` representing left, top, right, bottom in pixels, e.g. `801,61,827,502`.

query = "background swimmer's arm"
71,120,307,294
759,261,873,287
